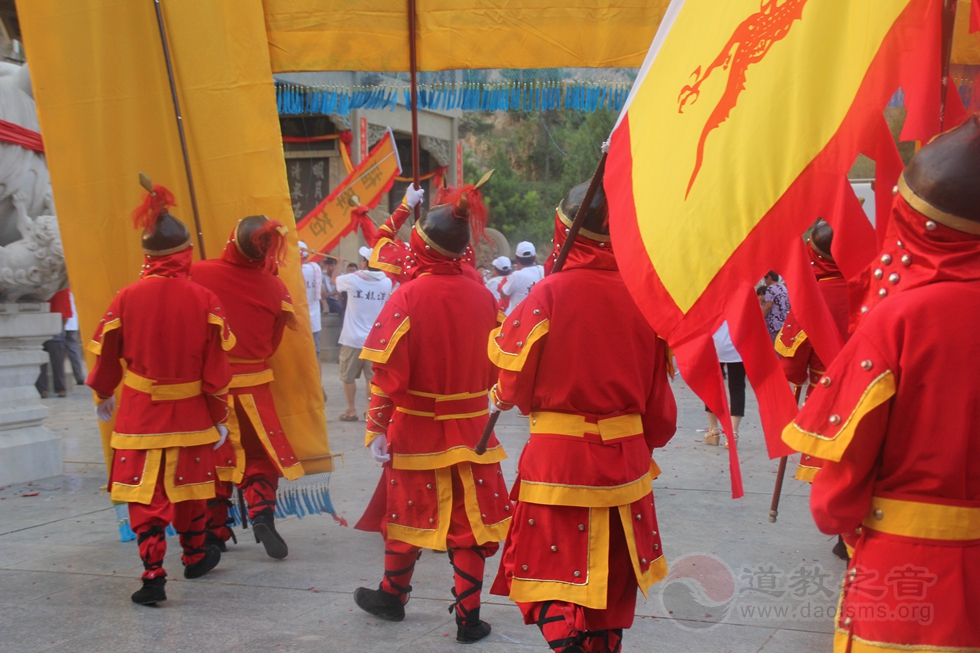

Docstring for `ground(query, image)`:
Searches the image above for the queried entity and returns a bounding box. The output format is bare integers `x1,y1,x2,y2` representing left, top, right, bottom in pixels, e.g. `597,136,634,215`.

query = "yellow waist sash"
124,370,202,401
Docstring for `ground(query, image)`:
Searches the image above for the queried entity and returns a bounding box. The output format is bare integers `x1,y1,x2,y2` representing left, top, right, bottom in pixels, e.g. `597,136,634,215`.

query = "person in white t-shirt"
64,290,86,385
335,246,394,421
500,241,544,316
702,321,746,449
299,241,323,356
485,255,512,312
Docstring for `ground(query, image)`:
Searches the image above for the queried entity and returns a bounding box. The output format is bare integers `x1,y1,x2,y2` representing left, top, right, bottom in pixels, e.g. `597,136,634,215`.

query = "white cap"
358,246,373,261
515,241,536,258
298,241,310,259
492,256,512,272
298,240,309,251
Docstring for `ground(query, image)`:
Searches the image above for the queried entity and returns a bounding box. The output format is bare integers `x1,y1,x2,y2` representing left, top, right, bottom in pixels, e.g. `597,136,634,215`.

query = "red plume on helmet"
250,219,289,272
438,184,487,242
131,184,176,232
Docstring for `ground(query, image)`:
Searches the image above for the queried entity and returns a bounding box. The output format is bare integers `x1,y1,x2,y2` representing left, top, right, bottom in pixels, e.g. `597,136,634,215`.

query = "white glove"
404,185,425,209
489,402,501,415
369,434,390,463
601,139,611,154
214,424,229,450
95,396,116,423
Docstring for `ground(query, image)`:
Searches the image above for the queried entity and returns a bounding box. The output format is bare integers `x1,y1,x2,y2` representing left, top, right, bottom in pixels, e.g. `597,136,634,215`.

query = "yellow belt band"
124,371,202,401
863,496,980,541
529,411,643,441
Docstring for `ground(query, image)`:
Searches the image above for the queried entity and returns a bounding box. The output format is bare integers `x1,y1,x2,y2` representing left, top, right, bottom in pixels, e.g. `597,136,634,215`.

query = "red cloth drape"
0,118,43,152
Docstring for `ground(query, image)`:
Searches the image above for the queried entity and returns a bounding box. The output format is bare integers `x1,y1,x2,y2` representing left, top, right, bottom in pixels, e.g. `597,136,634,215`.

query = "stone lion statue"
0,62,66,302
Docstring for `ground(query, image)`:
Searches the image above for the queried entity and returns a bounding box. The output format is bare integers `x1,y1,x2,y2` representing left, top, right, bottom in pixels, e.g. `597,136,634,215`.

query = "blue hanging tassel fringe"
276,77,637,116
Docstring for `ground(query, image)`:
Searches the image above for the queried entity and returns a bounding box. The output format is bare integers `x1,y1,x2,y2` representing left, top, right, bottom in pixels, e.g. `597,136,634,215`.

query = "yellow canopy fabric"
263,0,672,72
953,0,980,65
263,0,978,72
20,0,333,474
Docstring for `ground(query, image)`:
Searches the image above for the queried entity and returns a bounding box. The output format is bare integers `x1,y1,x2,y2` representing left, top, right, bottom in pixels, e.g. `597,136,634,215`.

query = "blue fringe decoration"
225,473,338,528
276,78,635,116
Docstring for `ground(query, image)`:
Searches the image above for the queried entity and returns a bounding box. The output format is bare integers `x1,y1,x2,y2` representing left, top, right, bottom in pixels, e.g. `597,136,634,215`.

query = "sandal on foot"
724,432,739,449
703,428,722,446
339,411,359,422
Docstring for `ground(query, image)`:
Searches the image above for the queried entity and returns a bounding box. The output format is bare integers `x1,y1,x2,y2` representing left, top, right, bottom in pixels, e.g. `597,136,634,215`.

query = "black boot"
456,607,492,643
131,576,167,605
205,530,228,553
184,545,221,579
252,510,288,559
353,585,406,621
832,535,851,563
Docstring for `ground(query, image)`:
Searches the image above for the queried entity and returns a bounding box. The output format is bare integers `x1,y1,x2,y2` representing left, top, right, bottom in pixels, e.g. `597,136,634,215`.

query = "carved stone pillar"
0,302,63,486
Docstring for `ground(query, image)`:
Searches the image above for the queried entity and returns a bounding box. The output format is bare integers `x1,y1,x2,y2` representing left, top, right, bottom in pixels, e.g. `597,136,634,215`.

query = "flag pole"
768,385,803,522
408,0,422,223
939,0,958,131
151,0,206,259
474,152,608,455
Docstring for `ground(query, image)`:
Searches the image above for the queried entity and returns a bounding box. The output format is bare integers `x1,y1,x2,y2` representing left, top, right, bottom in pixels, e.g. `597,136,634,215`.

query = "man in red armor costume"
783,115,980,652
488,181,677,653
775,219,850,483
352,184,511,644
191,215,300,559
87,180,234,605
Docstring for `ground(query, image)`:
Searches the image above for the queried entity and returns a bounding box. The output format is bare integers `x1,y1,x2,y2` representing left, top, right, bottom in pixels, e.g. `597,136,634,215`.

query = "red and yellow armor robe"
775,244,850,482
783,194,980,653
190,237,301,538
488,218,677,653
87,247,234,580
354,223,510,623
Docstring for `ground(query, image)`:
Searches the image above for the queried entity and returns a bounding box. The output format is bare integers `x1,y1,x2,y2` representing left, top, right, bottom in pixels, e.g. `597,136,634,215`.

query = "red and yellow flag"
296,128,402,258
606,0,965,497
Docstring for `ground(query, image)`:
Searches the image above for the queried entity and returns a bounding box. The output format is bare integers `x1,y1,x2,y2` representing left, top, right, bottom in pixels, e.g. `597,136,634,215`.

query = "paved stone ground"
0,363,839,653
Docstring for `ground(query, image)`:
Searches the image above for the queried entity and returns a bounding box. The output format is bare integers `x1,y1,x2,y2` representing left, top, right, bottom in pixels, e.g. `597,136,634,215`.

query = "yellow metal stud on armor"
820,377,832,387
901,255,912,266
878,288,888,298
861,360,874,371
873,269,883,280
578,524,585,531
513,320,520,327
551,545,557,552
528,519,535,525
874,509,884,520
888,273,900,284
880,254,892,265
925,220,937,230
829,414,841,426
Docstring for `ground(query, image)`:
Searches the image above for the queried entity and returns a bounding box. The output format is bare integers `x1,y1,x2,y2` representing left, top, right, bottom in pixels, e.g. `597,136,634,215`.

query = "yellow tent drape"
263,0,672,73
953,0,980,65
20,0,332,474
263,0,978,72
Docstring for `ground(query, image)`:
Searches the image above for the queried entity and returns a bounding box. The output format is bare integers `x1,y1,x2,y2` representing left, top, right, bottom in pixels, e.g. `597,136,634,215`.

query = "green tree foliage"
461,109,616,253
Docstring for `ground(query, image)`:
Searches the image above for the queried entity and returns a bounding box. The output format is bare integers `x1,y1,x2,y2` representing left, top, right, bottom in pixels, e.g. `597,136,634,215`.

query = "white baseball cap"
358,246,373,261
298,241,310,259
492,256,512,272
515,241,536,258
298,240,309,251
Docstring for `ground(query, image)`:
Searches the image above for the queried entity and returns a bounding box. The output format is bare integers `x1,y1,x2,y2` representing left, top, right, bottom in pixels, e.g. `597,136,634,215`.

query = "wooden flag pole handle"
407,0,422,223
769,385,804,522
152,0,206,259
475,152,608,456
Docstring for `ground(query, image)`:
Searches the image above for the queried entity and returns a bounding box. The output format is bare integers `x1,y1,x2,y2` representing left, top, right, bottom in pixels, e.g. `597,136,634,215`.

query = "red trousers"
378,468,500,619
208,410,280,539
128,468,207,580
515,509,634,653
